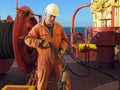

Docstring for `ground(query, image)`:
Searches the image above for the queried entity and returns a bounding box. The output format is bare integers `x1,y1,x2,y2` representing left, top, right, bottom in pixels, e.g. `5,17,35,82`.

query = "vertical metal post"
16,0,18,9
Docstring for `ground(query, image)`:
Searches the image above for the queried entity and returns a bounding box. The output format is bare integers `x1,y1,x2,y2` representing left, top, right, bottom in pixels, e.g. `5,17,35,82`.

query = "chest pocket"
39,32,49,39
40,33,48,37
38,27,50,39
54,32,61,43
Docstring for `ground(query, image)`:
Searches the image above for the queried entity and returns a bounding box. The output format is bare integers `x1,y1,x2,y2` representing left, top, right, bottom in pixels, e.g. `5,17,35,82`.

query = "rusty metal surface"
13,6,37,74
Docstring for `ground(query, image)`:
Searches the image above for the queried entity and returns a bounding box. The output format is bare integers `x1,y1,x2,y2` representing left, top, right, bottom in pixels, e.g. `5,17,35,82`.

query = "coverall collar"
40,21,57,31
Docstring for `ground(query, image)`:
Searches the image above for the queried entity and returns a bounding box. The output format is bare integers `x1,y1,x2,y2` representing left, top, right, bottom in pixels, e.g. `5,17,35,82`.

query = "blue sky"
0,0,92,27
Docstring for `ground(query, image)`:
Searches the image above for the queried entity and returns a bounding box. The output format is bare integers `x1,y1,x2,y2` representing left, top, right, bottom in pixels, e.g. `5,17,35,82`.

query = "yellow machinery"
90,0,120,61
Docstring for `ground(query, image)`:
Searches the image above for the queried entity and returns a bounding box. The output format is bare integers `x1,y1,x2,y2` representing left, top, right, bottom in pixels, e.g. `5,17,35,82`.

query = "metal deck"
0,54,120,90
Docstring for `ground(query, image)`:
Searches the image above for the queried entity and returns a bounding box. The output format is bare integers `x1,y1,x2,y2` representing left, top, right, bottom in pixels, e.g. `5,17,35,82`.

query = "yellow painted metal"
90,0,109,13
114,46,120,61
104,1,111,8
1,85,36,90
91,0,120,27
92,0,98,3
79,43,97,51
90,0,120,61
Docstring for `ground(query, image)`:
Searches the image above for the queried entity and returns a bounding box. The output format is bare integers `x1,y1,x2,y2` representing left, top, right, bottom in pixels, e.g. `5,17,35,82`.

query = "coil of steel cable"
0,22,14,59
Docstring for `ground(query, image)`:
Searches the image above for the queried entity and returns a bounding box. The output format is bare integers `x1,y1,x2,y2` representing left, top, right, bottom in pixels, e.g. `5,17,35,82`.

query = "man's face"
45,14,56,26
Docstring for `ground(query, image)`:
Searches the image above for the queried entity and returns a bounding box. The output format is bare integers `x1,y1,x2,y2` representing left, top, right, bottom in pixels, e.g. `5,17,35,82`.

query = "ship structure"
0,0,120,90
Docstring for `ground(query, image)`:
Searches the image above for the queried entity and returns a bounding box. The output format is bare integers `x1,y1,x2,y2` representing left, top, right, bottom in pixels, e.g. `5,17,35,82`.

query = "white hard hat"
45,3,59,16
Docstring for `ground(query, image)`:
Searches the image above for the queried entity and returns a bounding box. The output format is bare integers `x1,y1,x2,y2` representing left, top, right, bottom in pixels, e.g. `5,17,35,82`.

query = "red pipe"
71,4,91,45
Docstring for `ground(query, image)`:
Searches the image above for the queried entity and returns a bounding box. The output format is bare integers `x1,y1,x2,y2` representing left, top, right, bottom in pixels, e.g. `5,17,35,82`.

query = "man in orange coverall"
24,3,71,90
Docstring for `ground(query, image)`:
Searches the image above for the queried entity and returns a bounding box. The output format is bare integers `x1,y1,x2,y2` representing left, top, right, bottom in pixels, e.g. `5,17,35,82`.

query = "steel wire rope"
51,46,90,90
67,45,117,81
0,22,14,59
64,60,89,77
3,22,14,58
0,22,6,58
64,46,90,78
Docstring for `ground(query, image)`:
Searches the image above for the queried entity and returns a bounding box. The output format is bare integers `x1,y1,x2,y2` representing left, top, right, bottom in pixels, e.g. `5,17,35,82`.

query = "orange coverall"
24,21,71,90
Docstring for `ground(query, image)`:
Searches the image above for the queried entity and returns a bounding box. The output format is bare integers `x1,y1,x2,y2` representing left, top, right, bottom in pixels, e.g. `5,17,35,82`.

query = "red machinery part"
96,46,115,68
70,4,96,62
87,27,120,68
0,59,14,74
70,3,118,68
13,6,37,74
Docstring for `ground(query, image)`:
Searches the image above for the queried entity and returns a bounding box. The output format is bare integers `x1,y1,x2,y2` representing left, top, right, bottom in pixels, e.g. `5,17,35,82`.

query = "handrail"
71,4,91,45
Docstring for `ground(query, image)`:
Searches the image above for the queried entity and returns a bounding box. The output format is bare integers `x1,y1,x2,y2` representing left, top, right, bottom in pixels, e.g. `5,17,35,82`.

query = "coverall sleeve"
24,26,41,48
60,27,69,52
